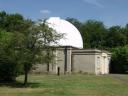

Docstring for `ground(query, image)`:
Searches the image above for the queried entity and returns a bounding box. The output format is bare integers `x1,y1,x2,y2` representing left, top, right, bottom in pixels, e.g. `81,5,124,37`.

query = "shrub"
110,45,128,73
0,56,19,82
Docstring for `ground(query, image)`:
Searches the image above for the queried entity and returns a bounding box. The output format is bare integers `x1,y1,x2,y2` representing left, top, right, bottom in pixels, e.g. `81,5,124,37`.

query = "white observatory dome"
47,17,83,49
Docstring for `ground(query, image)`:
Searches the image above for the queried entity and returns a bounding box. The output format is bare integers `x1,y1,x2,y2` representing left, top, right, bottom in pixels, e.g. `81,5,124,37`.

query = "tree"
123,24,128,44
17,20,62,85
81,20,107,49
0,11,31,33
0,11,62,85
105,26,127,48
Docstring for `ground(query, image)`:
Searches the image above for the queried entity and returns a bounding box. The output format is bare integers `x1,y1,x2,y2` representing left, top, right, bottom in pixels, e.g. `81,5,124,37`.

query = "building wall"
32,47,111,75
48,47,72,74
72,54,95,74
71,49,111,75
100,52,111,74
32,49,65,74
49,49,65,74
94,52,111,75
71,49,105,74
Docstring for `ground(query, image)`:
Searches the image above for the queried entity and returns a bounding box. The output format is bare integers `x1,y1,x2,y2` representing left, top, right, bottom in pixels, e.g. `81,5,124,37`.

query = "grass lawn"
0,74,128,96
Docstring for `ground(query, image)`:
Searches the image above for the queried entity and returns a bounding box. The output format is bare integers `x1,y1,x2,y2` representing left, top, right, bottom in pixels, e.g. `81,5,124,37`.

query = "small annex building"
33,17,111,75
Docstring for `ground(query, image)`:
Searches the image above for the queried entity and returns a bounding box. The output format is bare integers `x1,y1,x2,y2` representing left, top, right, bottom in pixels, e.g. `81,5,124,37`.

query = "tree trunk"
24,70,28,85
23,64,28,86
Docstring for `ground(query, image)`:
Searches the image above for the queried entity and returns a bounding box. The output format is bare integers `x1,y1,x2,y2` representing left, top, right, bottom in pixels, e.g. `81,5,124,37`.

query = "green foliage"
9,18,62,84
0,29,23,82
106,26,127,48
0,11,33,82
0,55,19,82
81,20,107,49
0,10,62,84
0,11,32,32
0,11,55,84
110,45,128,73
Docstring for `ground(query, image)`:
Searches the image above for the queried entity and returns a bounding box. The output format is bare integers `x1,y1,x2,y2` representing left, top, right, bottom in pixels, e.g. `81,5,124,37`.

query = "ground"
0,74,128,96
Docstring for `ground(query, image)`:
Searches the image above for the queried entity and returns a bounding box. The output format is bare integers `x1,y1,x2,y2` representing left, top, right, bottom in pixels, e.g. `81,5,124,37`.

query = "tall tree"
105,26,127,48
0,11,62,84
81,20,107,49
123,24,128,44
17,20,62,85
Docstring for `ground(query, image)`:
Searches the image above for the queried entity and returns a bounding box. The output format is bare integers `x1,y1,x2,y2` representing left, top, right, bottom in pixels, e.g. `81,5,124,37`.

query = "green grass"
0,74,128,96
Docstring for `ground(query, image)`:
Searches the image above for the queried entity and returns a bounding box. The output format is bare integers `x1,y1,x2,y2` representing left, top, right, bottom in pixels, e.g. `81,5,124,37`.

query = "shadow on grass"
0,81,41,88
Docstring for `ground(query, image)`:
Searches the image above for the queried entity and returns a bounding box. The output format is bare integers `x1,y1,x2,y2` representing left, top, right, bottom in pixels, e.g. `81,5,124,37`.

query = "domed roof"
47,17,83,49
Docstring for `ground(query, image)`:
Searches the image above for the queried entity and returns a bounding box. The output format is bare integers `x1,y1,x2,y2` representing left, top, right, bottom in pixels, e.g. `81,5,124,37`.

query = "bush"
110,45,128,74
0,56,19,82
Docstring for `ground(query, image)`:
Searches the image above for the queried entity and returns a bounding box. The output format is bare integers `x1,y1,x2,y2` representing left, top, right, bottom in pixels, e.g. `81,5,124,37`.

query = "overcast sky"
0,0,128,27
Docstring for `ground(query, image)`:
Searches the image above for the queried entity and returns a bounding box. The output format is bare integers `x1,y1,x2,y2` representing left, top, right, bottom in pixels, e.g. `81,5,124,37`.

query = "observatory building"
34,17,111,75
